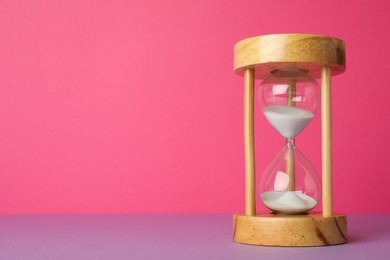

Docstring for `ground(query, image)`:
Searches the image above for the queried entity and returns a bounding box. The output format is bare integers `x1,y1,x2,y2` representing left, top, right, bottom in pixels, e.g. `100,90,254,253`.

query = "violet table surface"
0,214,389,260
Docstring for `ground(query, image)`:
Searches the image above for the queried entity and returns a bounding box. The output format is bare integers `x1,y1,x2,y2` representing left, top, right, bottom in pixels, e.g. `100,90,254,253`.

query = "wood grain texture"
233,213,347,246
234,34,345,79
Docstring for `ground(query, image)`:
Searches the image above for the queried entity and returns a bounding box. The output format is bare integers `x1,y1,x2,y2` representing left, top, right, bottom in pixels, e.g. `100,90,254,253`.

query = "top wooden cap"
234,34,346,79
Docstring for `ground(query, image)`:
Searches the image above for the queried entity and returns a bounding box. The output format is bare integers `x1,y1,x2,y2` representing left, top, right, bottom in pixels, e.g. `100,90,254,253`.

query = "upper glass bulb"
257,69,320,139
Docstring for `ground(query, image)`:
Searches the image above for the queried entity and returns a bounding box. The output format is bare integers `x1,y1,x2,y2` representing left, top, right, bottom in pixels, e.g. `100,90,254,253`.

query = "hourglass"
233,34,347,246
258,69,321,215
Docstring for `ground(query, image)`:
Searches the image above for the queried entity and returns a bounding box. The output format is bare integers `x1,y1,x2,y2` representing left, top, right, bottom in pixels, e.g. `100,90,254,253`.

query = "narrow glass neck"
285,138,295,148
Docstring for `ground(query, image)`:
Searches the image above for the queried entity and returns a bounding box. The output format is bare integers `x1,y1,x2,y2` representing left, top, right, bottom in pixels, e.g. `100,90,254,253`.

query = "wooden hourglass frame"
233,34,347,246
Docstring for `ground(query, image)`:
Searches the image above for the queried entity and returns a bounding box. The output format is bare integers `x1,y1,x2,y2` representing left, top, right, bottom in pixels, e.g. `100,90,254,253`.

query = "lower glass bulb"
259,142,321,214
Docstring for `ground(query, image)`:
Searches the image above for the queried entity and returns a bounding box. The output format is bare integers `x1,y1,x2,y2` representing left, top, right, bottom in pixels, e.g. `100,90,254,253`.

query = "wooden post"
287,79,296,107
286,148,295,191
244,68,256,216
286,79,296,191
321,66,333,217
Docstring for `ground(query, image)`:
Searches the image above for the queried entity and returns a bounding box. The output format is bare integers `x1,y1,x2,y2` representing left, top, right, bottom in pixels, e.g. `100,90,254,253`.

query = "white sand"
260,191,318,214
263,106,314,139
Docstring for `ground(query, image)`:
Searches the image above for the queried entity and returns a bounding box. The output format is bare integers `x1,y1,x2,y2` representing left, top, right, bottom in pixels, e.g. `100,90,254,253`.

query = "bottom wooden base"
233,213,347,247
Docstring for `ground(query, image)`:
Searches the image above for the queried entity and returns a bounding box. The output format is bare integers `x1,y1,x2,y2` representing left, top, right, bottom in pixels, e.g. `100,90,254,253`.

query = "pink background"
0,0,389,214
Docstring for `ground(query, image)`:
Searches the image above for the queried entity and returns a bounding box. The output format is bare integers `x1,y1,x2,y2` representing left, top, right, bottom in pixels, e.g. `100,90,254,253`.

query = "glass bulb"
259,141,321,214
256,68,321,215
257,69,320,139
